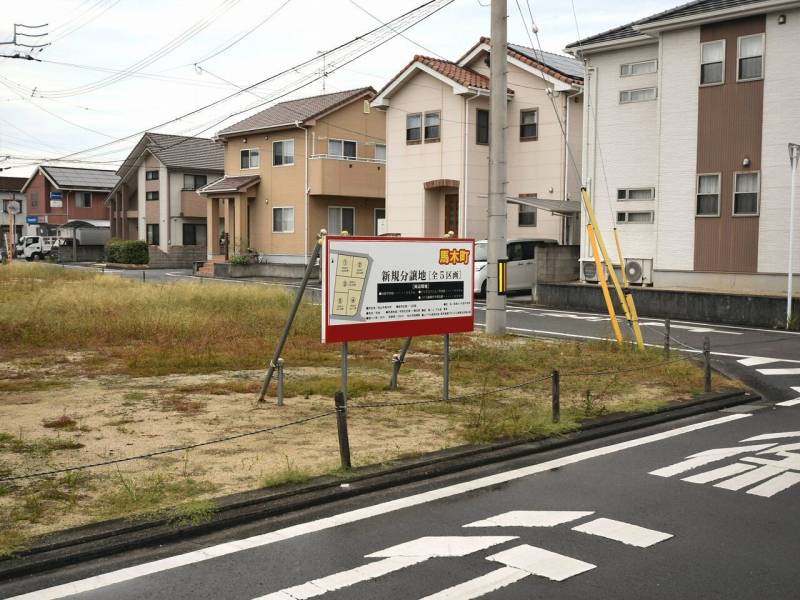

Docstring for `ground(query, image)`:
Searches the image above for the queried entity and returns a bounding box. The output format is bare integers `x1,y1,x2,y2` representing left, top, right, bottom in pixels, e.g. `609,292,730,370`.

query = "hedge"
105,239,149,265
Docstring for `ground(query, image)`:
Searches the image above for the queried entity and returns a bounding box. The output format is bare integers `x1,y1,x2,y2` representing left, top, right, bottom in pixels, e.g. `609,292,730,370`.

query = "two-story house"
106,132,224,266
21,166,118,233
199,88,385,264
566,0,800,294
371,38,584,244
1,176,27,244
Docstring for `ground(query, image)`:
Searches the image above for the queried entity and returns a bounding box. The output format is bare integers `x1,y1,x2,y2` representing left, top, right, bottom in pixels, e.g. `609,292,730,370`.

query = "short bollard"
664,318,671,357
142,271,146,282
334,391,351,470
276,358,285,406
551,370,560,423
703,336,712,393
389,354,401,390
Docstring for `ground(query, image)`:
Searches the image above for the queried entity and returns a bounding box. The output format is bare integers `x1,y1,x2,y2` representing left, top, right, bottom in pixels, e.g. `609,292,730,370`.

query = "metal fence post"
551,370,560,423
703,336,712,393
664,318,671,357
389,337,412,391
341,341,348,407
334,391,351,470
443,334,450,401
142,270,146,282
276,358,285,406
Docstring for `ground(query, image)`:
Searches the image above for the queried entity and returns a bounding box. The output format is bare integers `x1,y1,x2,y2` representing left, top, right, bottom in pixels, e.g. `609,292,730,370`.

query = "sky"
0,0,678,178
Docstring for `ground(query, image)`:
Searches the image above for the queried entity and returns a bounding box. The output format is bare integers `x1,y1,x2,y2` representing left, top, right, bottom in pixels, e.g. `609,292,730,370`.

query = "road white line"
681,463,756,484
741,432,800,442
571,518,672,547
747,472,800,498
366,536,516,559
487,544,595,581
417,566,529,600
777,398,800,407
649,443,776,477
757,368,800,376
714,466,785,491
9,413,751,600
738,357,782,366
464,510,593,529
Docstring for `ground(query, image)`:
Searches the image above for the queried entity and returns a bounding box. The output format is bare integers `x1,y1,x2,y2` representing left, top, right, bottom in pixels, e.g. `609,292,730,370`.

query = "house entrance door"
444,194,459,236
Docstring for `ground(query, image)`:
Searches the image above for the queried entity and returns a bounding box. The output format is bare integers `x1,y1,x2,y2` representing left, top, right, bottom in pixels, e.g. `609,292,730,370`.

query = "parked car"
474,238,558,296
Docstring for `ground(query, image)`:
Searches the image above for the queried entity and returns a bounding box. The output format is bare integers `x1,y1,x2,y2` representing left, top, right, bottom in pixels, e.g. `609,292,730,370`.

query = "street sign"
5,200,20,214
49,191,62,200
50,191,63,208
322,236,475,343
26,216,39,224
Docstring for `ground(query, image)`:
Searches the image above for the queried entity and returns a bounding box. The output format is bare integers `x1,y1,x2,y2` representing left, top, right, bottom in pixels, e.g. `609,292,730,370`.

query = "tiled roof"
145,133,224,172
0,176,26,193
415,55,492,90
198,175,260,194
217,88,375,137
40,166,118,191
565,0,770,49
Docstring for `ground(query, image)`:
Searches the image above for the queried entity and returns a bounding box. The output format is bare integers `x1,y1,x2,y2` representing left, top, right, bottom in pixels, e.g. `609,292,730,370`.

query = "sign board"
322,236,474,343
49,191,62,200
49,191,63,208
26,216,39,224
5,200,20,214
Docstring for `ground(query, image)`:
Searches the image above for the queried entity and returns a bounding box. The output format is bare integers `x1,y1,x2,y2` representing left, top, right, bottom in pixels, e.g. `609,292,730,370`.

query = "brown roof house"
106,132,224,267
198,88,385,274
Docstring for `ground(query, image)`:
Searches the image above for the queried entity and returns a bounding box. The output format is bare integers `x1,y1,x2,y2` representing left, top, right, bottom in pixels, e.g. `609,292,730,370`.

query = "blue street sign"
26,216,39,224
50,191,62,200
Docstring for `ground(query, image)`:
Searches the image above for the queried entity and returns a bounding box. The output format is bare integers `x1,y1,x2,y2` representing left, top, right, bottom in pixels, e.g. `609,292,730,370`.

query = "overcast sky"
0,0,677,178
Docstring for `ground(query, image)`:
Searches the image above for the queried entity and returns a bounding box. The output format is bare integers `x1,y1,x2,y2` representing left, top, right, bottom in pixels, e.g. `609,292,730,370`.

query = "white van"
474,238,558,296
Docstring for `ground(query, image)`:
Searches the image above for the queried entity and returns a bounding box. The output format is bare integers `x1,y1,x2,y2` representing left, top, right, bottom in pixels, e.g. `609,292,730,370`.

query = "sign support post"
443,334,450,401
341,341,348,407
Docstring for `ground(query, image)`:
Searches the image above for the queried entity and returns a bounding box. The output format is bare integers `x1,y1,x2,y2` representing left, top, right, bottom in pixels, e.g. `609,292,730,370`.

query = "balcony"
308,155,385,199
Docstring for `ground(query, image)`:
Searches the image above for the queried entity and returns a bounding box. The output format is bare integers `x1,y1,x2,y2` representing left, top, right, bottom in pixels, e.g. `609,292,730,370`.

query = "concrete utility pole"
486,0,508,336
788,143,799,329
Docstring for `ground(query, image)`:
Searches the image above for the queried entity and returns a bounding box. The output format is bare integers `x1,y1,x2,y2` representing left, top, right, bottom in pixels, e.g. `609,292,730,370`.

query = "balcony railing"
309,153,385,164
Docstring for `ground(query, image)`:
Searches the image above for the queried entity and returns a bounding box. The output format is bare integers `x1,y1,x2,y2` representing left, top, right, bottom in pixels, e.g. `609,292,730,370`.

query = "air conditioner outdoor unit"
581,260,622,284
624,258,654,286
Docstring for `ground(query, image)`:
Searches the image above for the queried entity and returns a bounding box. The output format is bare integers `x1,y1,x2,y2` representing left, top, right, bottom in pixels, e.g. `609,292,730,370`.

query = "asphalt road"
3,401,798,599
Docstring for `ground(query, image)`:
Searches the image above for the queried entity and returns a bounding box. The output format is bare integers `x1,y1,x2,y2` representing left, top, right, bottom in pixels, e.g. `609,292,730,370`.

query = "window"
616,211,654,223
507,241,536,261
182,223,207,246
619,87,657,103
273,140,294,166
240,149,260,169
146,191,159,201
76,192,92,208
272,207,294,233
424,111,440,142
328,206,354,235
374,144,386,162
696,174,721,216
734,172,759,215
146,224,160,245
328,139,357,159
520,109,538,141
701,40,725,85
30,191,39,208
518,204,537,227
476,109,489,145
406,113,421,143
620,60,657,76
738,34,764,81
183,174,208,191
145,170,159,181
617,188,655,201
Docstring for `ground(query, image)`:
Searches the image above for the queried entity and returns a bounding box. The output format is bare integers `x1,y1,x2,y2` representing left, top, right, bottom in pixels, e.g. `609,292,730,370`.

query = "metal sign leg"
443,334,450,401
341,341,348,407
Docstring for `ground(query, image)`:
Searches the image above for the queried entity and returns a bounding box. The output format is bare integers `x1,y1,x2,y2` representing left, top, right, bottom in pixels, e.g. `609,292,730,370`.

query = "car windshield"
475,242,487,262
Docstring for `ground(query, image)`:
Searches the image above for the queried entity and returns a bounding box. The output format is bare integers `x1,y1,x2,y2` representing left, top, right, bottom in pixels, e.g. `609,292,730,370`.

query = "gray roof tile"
0,176,26,193
41,166,118,191
199,175,260,193
145,133,224,171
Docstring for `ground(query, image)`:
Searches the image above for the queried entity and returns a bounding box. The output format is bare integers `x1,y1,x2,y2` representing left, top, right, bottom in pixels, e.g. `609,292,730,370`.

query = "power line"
48,0,122,44
348,0,446,59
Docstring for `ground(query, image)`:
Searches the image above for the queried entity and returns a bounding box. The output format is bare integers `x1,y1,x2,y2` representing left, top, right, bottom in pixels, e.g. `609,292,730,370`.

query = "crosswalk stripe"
714,466,785,491
737,357,781,366
747,472,800,498
464,511,594,528
757,368,800,375
571,518,672,548
649,444,776,477
682,462,756,484
487,544,596,581
776,398,800,407
417,566,528,600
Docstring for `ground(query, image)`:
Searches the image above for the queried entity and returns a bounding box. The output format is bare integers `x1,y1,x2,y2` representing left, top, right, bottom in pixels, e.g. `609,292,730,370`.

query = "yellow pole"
588,224,624,344
613,228,629,287
626,293,645,350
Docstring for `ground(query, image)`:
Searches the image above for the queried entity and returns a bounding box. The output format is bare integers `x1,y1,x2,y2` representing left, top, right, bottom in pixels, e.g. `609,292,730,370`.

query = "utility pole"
486,0,508,336
788,142,799,329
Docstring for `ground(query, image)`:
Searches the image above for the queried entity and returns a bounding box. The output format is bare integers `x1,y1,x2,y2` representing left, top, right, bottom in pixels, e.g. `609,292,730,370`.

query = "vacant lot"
0,264,740,556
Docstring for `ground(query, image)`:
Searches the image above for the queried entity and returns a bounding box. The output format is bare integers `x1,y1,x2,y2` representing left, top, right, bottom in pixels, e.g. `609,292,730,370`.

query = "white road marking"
571,518,672,547
365,536,516,559
777,398,800,407
649,443,776,477
757,368,800,376
464,510,593,529
416,567,528,600
681,463,756,484
640,322,741,335
747,472,800,498
487,544,596,581
714,465,785,491
737,357,782,366
8,413,750,600
741,432,800,442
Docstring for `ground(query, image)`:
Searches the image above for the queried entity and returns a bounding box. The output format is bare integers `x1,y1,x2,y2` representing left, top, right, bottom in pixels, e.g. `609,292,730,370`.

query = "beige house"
372,38,584,243
199,88,386,264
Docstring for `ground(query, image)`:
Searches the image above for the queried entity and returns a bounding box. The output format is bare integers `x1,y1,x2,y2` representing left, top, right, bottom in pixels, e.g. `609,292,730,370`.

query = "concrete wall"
536,244,580,283
55,244,105,263
148,245,206,268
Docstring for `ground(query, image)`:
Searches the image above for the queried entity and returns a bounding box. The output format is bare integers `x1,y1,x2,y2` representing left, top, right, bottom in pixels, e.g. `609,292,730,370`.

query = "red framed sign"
322,236,475,343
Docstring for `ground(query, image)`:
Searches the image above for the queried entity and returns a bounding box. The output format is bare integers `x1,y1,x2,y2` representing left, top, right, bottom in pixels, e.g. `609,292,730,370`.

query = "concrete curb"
0,389,758,581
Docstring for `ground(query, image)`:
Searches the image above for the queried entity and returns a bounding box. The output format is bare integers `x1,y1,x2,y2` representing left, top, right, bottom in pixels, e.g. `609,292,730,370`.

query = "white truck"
16,235,58,261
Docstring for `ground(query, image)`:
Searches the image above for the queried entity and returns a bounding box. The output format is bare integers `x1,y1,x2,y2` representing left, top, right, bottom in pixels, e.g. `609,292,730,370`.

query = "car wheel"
32,253,42,261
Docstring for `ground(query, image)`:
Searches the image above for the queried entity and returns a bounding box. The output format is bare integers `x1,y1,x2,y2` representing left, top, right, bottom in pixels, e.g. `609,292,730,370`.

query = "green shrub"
106,239,149,265
229,255,251,266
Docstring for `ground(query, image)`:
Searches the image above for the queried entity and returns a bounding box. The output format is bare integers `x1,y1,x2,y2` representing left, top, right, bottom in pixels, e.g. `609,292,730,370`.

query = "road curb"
0,389,758,581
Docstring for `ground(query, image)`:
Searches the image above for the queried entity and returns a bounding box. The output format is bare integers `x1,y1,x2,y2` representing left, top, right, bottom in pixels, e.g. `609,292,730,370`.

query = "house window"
733,172,759,215
272,207,294,233
424,111,440,142
518,204,537,227
183,174,208,191
273,140,294,166
406,113,421,143
520,109,538,140
240,148,260,169
738,34,764,81
617,188,655,201
701,40,725,85
374,144,386,162
145,170,159,181
328,206,355,235
476,109,489,145
182,223,207,246
146,224,160,245
328,139,357,159
619,87,657,103
146,191,159,201
616,211,654,224
30,191,38,208
75,191,92,208
620,60,657,76
696,174,721,216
